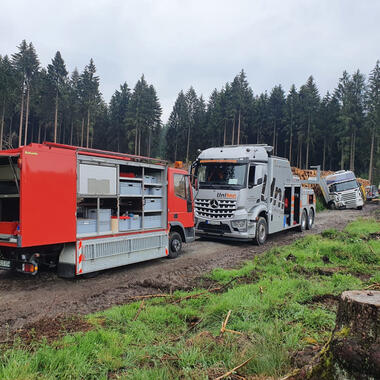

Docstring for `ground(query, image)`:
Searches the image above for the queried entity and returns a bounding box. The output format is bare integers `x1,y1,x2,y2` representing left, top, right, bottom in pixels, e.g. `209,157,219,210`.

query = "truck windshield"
196,162,247,189
329,180,358,193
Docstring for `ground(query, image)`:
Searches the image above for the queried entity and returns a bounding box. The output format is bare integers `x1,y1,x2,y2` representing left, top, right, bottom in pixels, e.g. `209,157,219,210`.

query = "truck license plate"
208,220,220,225
0,259,11,268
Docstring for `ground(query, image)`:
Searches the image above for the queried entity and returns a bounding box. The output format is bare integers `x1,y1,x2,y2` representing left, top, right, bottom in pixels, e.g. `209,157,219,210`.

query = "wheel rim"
259,223,266,241
309,211,314,227
302,213,306,228
171,239,181,252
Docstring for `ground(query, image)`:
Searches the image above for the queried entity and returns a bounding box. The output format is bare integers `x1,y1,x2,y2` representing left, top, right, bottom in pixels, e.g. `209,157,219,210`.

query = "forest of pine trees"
0,41,379,183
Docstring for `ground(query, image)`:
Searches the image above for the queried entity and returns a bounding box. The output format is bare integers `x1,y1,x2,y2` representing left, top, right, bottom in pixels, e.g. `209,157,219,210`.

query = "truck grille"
195,199,237,219
341,193,357,202
339,192,359,208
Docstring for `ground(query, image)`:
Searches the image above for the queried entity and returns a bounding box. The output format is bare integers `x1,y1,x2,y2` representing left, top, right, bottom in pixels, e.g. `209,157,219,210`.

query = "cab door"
168,168,194,228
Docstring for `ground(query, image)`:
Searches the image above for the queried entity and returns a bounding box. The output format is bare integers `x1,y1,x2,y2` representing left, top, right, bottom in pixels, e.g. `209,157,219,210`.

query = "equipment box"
144,175,154,184
143,186,150,196
150,187,162,196
77,219,96,234
144,214,162,229
88,209,111,221
99,220,111,233
120,182,142,196
119,217,130,231
150,175,160,184
130,215,141,230
144,198,162,211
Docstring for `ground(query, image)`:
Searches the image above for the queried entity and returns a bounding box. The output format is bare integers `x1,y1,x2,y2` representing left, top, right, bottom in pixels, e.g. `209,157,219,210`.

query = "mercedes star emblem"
210,199,219,208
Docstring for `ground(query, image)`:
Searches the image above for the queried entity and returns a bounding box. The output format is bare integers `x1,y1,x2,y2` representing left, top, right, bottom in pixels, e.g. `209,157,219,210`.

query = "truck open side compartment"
294,187,301,225
0,155,20,244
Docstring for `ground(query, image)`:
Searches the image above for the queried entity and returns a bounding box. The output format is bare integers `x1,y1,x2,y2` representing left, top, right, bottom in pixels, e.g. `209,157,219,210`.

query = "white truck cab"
325,171,364,210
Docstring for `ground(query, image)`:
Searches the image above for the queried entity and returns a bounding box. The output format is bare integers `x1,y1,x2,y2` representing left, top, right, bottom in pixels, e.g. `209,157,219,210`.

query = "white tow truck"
191,145,316,244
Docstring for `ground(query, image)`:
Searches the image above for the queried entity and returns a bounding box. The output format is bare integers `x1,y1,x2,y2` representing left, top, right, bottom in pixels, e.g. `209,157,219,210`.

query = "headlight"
231,220,247,230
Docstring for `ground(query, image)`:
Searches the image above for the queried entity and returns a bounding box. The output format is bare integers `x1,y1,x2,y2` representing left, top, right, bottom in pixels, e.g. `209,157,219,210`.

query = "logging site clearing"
0,203,378,379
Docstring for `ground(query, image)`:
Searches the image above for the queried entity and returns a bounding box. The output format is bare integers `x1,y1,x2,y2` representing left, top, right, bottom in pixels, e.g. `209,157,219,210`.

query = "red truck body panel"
20,144,77,247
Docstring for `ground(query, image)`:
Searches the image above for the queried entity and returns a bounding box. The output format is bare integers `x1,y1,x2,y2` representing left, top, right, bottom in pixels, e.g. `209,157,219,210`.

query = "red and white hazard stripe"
77,240,84,275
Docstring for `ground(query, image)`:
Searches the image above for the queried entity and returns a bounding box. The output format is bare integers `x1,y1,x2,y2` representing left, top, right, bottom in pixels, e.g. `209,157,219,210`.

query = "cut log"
287,290,380,380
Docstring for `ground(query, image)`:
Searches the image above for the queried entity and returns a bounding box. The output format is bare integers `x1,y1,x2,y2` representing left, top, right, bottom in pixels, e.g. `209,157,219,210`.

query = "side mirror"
257,178,263,185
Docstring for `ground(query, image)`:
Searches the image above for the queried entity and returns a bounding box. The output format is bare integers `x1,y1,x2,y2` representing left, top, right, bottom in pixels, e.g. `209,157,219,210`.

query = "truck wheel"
328,201,336,210
168,231,182,259
298,209,307,232
306,209,314,230
357,206,363,210
254,217,268,245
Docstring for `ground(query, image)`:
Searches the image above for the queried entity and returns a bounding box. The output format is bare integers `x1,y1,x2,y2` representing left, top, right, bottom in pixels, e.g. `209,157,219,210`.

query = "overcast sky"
1,0,379,121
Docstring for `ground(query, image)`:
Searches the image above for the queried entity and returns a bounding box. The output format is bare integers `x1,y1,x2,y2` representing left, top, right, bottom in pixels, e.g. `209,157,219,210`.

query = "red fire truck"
0,143,194,277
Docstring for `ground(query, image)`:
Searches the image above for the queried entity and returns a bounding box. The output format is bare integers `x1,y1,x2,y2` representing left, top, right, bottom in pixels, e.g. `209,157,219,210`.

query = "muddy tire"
357,206,363,210
328,201,336,210
254,217,268,245
168,231,182,259
298,209,307,232
306,208,314,230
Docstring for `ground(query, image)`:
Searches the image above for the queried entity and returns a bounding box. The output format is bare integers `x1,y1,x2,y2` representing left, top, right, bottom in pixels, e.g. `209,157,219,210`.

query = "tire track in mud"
0,204,378,339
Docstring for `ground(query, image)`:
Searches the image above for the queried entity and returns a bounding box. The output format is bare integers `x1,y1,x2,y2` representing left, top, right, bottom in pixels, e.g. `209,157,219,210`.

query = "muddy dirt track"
0,203,378,339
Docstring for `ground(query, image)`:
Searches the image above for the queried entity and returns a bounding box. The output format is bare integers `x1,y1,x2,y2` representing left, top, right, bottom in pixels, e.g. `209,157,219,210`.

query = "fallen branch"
215,355,255,380
220,310,232,335
220,310,244,337
364,282,380,290
224,328,243,336
132,300,145,321
218,276,240,291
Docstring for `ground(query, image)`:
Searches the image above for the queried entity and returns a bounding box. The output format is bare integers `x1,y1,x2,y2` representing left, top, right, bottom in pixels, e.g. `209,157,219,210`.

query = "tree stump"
288,290,380,379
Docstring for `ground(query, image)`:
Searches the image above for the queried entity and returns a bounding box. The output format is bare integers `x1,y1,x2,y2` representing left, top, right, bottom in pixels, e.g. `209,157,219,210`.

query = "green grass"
316,195,327,212
1,218,379,379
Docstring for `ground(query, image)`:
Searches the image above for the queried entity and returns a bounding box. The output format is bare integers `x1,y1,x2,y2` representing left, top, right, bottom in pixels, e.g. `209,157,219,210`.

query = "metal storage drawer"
88,209,111,221
130,216,141,230
150,175,159,184
99,220,111,232
144,215,162,229
144,198,162,211
150,187,162,196
77,219,97,234
119,218,130,231
144,175,153,184
120,182,142,195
